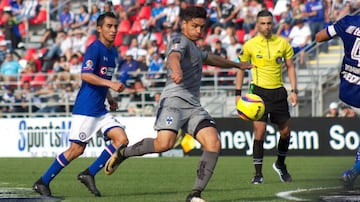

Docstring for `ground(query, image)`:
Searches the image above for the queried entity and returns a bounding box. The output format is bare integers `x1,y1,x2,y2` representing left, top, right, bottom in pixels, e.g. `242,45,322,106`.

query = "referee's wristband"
235,89,242,96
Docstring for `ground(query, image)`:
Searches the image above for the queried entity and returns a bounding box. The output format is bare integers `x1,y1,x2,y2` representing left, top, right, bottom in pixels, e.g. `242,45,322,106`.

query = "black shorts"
252,85,290,124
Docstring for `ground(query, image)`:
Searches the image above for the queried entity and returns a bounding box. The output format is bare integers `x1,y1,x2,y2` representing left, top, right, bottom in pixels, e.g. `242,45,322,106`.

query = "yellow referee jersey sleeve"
239,35,294,89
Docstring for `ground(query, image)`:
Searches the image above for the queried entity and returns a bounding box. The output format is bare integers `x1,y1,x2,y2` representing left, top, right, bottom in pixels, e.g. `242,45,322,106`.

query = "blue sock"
88,144,116,176
41,153,70,185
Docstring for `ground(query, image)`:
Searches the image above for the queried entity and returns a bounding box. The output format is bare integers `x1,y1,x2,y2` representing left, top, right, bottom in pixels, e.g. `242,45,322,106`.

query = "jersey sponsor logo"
100,66,108,75
341,70,360,85
165,116,173,125
84,60,94,70
79,132,87,140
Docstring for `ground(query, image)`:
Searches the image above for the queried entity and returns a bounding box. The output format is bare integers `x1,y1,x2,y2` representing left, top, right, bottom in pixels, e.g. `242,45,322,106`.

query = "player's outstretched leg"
77,169,101,197
104,144,127,175
33,178,52,196
272,162,292,182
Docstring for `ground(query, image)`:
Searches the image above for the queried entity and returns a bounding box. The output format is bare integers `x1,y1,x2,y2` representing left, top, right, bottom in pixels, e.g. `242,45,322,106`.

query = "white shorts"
69,113,125,143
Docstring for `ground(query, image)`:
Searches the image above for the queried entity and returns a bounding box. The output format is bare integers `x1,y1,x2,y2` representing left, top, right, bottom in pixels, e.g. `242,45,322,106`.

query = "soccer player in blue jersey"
104,6,252,202
32,12,129,197
315,14,360,189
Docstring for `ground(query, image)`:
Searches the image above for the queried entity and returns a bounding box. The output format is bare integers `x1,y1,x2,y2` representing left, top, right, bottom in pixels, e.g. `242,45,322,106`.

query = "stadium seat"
153,32,163,46
114,32,123,46
24,48,37,60
18,22,26,36
118,19,131,34
85,34,97,48
29,9,47,25
236,29,246,44
129,20,142,34
136,5,151,20
0,0,10,13
32,72,47,88
119,45,128,56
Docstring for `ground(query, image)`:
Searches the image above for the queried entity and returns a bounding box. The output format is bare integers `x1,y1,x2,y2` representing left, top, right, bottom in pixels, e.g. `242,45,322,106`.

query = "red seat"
24,48,37,60
129,20,142,34
118,19,131,34
114,32,123,46
85,34,97,48
153,32,163,46
118,45,128,57
31,72,47,88
136,5,151,20
18,22,26,36
236,29,246,44
0,0,10,12
29,9,47,25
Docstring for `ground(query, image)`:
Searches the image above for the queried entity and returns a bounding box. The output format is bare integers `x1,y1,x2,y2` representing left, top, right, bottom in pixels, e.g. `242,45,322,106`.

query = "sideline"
276,186,341,201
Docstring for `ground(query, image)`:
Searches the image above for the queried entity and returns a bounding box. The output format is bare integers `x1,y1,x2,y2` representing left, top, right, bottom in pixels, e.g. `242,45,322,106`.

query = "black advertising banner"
187,117,360,156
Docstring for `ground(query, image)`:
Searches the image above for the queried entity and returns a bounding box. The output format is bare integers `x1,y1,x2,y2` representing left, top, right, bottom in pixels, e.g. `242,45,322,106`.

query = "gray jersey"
161,34,208,106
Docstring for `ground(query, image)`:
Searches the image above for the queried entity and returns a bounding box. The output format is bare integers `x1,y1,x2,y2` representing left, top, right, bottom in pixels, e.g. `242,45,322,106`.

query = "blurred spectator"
118,50,140,87
148,0,166,32
71,29,87,55
20,59,37,84
102,1,114,13
158,0,180,31
325,102,339,117
10,0,39,22
59,82,77,112
68,53,82,87
226,35,242,61
88,4,101,34
218,0,236,28
330,0,351,22
207,1,221,29
49,0,62,21
243,0,262,34
16,80,40,113
276,19,292,38
304,0,328,53
2,9,23,50
137,20,157,49
58,5,74,32
126,78,152,115
147,52,164,83
213,40,227,58
292,0,306,21
71,4,90,31
0,41,8,65
287,18,311,68
206,25,224,51
197,38,212,52
0,52,22,85
221,25,236,48
35,82,61,114
339,105,357,118
0,85,16,114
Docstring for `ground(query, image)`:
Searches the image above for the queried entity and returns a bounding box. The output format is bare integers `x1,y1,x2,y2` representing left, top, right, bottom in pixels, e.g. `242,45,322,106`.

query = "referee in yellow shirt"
235,10,298,184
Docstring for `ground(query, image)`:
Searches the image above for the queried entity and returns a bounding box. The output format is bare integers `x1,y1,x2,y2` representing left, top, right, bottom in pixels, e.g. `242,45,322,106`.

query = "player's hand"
171,71,183,84
111,82,126,93
289,93,298,107
108,97,118,111
237,62,253,70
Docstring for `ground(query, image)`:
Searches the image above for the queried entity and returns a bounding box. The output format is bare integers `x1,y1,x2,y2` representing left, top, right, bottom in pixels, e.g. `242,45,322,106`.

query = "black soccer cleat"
251,174,264,184
186,190,206,202
77,171,101,197
104,145,127,175
33,178,52,196
342,170,357,190
272,162,292,182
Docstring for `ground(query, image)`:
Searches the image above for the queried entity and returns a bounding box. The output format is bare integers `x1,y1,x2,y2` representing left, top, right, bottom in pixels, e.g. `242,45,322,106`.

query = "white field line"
276,186,341,201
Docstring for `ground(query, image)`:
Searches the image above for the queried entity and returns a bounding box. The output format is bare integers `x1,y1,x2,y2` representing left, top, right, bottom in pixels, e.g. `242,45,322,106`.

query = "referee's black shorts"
252,85,290,125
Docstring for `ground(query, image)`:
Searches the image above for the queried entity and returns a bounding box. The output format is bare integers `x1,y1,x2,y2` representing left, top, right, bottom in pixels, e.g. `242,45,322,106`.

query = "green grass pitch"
0,156,356,201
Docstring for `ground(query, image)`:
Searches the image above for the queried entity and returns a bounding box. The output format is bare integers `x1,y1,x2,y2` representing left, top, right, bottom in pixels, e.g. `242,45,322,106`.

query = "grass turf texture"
0,156,355,201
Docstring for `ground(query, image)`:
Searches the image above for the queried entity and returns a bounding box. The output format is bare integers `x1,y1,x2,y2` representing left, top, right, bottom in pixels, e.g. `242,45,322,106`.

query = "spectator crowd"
0,0,359,117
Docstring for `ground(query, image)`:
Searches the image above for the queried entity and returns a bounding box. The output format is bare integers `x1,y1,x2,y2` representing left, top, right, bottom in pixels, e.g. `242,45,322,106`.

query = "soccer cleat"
251,174,264,184
186,190,206,202
272,162,292,182
342,170,357,189
33,178,52,196
104,145,127,175
77,171,101,197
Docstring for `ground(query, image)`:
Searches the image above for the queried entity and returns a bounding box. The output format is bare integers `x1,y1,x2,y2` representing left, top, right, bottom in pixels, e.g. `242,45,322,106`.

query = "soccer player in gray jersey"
104,6,252,202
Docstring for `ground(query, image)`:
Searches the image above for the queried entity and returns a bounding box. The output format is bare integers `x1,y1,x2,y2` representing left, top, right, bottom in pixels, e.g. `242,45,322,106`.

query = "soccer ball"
237,93,265,121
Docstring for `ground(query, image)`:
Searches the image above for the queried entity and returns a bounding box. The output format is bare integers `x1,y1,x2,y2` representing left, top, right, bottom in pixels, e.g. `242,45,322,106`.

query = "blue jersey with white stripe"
326,15,360,107
72,39,118,116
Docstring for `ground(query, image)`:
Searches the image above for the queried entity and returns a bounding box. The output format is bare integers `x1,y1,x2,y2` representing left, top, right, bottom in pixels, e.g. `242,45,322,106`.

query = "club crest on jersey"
165,116,173,125
84,60,94,70
100,66,108,75
79,132,87,140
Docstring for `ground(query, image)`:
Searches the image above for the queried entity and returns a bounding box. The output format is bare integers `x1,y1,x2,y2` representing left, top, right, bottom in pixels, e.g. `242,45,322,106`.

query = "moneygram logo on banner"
188,117,360,156
0,117,157,157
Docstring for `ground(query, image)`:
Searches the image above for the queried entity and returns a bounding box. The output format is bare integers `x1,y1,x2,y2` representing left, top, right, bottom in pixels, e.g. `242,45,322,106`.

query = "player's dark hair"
97,12,117,27
257,10,273,19
181,6,207,21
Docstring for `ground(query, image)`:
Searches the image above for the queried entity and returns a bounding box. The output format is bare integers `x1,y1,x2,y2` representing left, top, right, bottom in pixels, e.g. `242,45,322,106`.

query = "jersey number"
351,38,360,67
